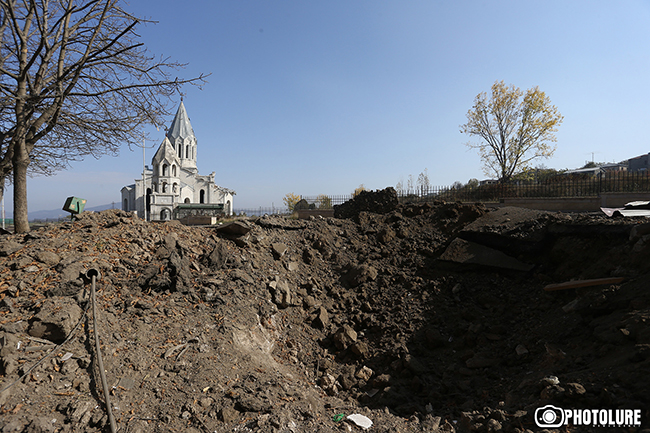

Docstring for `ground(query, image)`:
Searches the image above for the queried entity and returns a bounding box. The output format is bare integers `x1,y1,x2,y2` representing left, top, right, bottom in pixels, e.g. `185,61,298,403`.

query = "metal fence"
297,172,650,209
233,207,289,216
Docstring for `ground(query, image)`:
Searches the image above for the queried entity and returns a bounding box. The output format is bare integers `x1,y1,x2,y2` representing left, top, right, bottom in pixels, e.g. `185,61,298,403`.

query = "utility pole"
135,133,156,221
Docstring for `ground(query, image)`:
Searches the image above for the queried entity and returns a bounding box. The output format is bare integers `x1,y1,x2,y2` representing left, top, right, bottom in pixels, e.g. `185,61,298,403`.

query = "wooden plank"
543,277,625,292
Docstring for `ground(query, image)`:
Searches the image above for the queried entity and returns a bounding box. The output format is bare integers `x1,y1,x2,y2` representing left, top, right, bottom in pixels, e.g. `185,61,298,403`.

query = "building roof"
152,136,179,165
167,101,195,141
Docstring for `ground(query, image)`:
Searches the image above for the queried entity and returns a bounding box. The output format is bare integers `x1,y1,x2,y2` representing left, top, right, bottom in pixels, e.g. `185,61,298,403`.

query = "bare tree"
0,0,206,232
417,168,430,194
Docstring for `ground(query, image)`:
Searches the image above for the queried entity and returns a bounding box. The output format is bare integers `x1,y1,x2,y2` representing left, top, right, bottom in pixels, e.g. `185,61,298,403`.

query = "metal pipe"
89,269,117,433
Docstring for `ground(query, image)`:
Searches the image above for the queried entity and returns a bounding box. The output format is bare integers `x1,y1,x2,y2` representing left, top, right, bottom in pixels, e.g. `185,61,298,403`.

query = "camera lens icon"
535,405,565,428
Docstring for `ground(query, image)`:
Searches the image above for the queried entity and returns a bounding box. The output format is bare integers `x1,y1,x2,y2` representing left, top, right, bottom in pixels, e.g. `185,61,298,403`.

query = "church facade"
121,102,235,221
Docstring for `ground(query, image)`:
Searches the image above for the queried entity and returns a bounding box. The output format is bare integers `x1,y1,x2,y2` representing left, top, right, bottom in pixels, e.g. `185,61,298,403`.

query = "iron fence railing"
297,172,650,209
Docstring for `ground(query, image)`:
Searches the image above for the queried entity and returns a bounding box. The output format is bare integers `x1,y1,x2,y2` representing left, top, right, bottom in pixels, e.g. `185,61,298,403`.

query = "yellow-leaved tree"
460,81,563,182
283,193,301,211
352,184,366,197
316,194,332,209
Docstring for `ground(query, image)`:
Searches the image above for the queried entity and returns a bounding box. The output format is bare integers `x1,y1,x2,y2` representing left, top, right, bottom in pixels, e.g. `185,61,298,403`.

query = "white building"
121,101,235,221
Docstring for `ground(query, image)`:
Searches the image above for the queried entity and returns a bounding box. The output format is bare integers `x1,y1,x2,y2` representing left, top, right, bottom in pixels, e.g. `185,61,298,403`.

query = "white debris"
347,414,373,429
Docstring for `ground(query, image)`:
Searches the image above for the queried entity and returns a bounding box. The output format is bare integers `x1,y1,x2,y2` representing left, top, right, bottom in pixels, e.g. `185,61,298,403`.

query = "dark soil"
1,194,650,433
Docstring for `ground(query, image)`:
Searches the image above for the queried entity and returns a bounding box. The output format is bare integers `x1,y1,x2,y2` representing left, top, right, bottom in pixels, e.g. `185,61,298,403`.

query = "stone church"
121,101,235,221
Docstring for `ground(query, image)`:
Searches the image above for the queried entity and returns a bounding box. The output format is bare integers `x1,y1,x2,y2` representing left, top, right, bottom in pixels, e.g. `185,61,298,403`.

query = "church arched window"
162,164,168,176
184,198,190,204
162,182,168,193
186,145,189,159
172,165,177,176
200,189,205,204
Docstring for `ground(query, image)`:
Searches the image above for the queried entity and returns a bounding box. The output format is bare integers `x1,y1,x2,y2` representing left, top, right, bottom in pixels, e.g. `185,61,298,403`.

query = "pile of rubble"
1,193,650,432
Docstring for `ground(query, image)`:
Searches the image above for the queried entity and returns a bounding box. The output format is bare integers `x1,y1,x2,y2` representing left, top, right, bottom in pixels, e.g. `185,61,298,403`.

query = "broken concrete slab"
601,201,650,218
458,207,552,254
439,238,534,272
216,221,252,236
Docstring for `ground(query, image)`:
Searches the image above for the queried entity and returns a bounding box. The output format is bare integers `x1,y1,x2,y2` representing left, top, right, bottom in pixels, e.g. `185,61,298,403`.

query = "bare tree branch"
0,0,208,232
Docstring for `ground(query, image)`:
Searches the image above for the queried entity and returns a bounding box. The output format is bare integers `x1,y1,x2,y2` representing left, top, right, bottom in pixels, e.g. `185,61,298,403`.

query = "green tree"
460,81,563,183
0,0,205,232
283,192,300,211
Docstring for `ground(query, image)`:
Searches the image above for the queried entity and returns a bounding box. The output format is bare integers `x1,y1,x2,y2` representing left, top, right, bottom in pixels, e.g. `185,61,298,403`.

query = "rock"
339,373,357,390
403,354,427,374
0,333,18,357
356,366,374,382
169,250,192,292
271,242,288,259
350,341,369,358
1,419,26,432
515,344,529,356
2,321,26,334
220,407,240,423
231,269,254,285
34,251,60,267
333,325,357,350
67,400,93,424
320,373,339,395
236,394,272,413
56,261,86,283
372,374,391,388
1,353,19,376
29,298,83,344
207,242,230,269
486,418,502,432
313,306,329,328
540,376,560,387
302,248,316,264
564,382,586,397
285,261,299,272
269,279,292,308
24,417,57,433
0,240,22,257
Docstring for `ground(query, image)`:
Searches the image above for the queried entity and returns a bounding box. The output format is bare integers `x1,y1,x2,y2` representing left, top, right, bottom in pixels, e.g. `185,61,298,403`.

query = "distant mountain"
3,203,117,221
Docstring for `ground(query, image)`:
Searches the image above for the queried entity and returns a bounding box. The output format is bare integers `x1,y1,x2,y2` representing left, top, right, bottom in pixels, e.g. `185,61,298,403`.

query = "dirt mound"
1,205,650,432
333,187,399,219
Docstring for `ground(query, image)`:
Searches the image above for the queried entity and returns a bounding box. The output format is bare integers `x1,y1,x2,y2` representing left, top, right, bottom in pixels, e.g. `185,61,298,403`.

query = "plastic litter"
346,414,373,429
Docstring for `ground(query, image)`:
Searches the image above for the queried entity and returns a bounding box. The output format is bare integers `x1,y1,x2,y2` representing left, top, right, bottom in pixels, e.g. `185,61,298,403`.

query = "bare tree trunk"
0,175,5,229
12,140,29,233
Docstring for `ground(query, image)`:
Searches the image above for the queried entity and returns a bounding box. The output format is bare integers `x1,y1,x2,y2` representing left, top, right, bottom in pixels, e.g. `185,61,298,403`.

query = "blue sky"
4,0,650,214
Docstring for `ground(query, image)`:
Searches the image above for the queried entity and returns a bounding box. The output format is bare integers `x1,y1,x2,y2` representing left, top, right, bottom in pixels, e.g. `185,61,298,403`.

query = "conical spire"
167,101,195,141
